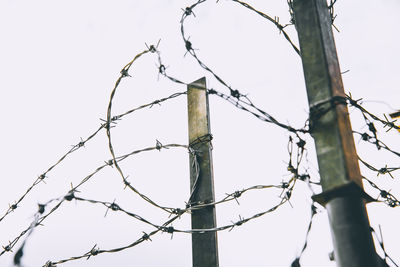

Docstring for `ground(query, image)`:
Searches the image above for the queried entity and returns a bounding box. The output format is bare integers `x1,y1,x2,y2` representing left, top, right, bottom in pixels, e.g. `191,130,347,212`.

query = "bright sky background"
0,0,399,266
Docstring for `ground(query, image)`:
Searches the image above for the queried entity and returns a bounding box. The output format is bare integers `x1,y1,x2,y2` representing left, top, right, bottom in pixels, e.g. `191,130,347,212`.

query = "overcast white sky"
0,0,399,266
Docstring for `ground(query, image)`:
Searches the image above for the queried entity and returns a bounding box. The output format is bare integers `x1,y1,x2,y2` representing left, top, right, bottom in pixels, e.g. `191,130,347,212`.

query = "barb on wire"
73,197,160,229
145,39,161,54
346,94,400,133
328,0,340,32
362,176,399,207
355,131,400,158
229,0,300,55
358,156,399,179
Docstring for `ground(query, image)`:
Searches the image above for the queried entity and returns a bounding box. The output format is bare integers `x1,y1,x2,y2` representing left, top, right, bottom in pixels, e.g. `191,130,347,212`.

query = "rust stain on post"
294,0,362,192
293,1,379,266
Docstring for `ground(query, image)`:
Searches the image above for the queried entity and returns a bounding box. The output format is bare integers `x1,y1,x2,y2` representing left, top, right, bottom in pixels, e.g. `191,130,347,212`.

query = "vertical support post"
292,1,380,266
187,77,219,267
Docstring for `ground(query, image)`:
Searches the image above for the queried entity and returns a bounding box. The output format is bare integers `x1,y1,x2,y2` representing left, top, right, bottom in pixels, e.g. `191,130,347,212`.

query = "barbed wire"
2,44,314,261
3,83,314,266
2,0,399,266
0,84,187,224
362,176,399,208
6,163,299,265
161,12,400,262
43,214,181,267
371,225,399,267
358,156,399,179
1,142,189,257
177,2,399,266
42,182,293,266
290,202,318,267
354,131,400,158
3,46,182,230
155,48,309,137
229,0,300,55
0,46,195,260
104,49,180,214
180,0,299,103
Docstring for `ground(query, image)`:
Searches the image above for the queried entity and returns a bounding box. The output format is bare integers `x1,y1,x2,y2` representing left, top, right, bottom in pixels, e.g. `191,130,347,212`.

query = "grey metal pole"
187,77,219,267
292,1,380,266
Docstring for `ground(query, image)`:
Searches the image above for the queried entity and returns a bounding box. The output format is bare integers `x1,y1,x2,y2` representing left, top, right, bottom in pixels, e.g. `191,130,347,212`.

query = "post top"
189,77,206,90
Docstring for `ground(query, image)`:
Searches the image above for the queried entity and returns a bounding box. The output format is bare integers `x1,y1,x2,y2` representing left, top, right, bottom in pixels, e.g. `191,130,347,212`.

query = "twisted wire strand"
1,143,188,256
43,187,293,266
230,0,300,55
0,86,186,224
371,226,399,267
358,156,399,179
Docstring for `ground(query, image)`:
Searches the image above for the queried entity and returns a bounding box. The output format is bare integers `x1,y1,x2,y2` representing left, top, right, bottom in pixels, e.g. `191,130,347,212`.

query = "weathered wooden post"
292,0,380,266
187,77,219,267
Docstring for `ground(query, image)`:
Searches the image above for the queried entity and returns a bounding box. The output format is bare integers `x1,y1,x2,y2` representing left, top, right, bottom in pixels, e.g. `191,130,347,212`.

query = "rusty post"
187,77,219,267
293,0,380,266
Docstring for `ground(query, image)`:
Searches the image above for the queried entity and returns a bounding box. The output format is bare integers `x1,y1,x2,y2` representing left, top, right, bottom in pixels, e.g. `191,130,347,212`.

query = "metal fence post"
292,1,380,266
187,77,219,267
